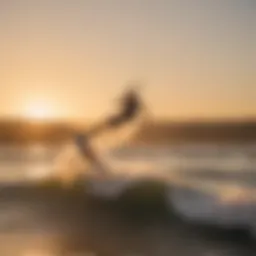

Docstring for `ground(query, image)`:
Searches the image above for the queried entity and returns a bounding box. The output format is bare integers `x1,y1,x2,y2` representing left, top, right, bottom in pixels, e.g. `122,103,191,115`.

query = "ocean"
0,143,255,255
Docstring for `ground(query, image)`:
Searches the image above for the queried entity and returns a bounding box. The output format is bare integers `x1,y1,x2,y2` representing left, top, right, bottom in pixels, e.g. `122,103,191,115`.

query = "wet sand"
0,181,255,256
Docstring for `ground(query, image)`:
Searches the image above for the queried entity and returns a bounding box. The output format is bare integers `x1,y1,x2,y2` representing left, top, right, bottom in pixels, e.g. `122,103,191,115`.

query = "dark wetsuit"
107,91,141,127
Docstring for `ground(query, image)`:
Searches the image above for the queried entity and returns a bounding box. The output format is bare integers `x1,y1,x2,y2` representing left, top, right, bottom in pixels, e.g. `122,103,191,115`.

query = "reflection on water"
0,143,255,255
0,143,255,180
0,183,255,256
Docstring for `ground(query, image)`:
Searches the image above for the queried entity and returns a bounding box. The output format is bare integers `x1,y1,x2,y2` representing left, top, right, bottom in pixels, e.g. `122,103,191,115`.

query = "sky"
0,0,255,121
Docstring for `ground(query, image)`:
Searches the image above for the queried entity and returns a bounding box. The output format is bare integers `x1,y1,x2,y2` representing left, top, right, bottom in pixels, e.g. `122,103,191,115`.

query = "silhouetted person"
75,86,144,172
107,88,141,126
87,87,142,137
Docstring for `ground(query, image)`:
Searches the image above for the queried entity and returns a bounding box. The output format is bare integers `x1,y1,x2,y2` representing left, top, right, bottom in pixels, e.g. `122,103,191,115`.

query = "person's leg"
75,134,109,174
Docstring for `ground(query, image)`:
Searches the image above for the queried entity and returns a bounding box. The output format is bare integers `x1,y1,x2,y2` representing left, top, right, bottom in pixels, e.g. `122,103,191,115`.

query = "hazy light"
23,251,55,256
23,101,55,120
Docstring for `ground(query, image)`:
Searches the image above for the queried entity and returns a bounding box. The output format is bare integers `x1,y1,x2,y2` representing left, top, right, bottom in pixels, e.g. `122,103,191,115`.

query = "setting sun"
23,101,54,120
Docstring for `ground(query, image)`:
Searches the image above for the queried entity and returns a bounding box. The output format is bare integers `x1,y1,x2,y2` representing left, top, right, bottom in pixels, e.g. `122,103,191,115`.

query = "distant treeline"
131,121,256,144
0,120,76,145
0,119,255,145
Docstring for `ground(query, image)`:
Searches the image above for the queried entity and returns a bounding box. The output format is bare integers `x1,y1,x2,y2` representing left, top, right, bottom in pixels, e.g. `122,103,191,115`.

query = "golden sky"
0,0,255,120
